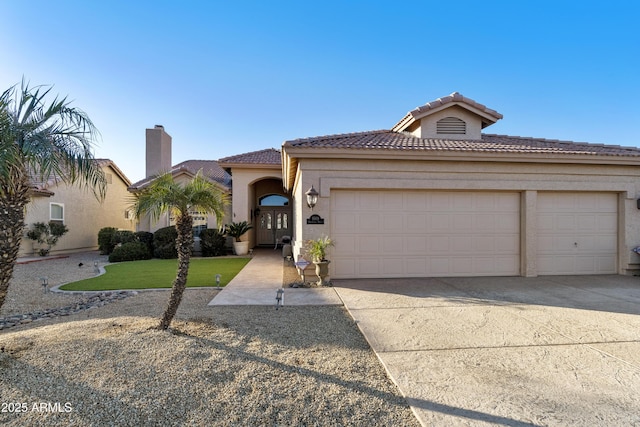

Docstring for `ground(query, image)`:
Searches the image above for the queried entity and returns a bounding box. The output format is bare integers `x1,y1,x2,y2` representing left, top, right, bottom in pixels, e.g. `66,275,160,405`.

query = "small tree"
25,221,69,256
132,170,229,330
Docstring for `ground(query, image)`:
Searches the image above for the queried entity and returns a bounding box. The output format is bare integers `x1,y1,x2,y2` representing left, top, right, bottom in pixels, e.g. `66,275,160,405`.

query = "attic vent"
437,117,466,134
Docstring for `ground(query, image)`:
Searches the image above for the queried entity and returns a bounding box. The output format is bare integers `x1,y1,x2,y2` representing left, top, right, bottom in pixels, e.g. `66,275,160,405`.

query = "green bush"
200,229,227,257
135,231,154,255
98,227,118,255
153,226,178,259
109,242,153,263
111,230,136,246
26,221,69,256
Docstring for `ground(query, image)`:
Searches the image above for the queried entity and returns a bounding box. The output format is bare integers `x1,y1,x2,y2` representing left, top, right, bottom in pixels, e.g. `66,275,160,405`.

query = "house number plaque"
306,214,325,224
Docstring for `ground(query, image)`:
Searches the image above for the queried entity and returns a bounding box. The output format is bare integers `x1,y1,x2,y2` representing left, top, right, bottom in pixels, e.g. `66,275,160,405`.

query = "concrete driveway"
333,275,640,426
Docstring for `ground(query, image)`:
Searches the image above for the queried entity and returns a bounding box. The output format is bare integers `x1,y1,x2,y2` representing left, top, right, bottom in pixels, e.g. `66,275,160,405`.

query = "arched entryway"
252,179,292,247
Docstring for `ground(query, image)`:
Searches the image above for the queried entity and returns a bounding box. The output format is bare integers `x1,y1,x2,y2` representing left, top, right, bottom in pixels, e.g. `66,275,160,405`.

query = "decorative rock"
0,291,136,331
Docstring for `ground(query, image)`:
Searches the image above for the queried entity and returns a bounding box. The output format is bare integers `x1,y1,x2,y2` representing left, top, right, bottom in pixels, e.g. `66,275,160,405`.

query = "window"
276,213,288,230
437,117,466,134
259,194,289,206
50,203,64,223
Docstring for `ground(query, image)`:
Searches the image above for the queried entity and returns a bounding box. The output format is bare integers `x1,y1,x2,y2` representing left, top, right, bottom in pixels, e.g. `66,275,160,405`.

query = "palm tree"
0,81,106,310
133,171,229,330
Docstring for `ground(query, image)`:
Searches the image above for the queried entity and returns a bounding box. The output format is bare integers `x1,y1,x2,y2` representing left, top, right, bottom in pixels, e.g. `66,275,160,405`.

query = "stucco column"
521,190,537,277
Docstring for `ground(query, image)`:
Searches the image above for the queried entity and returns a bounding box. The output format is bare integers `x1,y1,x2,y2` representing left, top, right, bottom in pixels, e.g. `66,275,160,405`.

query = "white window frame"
50,202,65,222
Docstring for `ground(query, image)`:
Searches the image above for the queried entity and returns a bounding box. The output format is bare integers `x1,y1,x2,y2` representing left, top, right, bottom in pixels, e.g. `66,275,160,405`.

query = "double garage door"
331,190,617,278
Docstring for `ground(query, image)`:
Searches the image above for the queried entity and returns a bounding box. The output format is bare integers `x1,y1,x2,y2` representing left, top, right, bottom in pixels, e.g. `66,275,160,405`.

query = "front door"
257,207,291,246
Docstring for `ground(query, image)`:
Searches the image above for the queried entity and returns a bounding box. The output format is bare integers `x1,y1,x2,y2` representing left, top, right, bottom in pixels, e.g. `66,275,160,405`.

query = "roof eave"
280,146,640,166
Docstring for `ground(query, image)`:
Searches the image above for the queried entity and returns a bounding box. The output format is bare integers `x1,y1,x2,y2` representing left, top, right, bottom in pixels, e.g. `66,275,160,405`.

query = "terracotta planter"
233,241,250,256
314,260,331,286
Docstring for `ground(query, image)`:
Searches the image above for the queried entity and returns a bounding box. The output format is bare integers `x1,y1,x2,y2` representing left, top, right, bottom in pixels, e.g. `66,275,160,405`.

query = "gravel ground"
0,253,419,427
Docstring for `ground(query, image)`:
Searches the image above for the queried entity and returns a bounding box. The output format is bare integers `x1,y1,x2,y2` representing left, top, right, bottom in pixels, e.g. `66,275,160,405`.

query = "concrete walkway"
208,248,342,306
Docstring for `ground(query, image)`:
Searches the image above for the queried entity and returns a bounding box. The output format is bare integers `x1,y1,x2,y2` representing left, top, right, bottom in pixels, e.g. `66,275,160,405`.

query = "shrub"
111,230,136,246
26,221,69,256
200,229,226,257
135,231,154,255
109,242,153,263
153,226,178,259
98,227,118,255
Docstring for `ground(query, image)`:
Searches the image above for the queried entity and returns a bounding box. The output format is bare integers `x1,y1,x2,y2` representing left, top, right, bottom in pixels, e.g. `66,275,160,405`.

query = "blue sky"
1,1,638,182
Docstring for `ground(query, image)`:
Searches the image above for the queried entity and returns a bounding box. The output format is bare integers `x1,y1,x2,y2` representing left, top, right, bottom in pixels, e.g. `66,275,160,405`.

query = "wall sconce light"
305,185,319,210
637,198,640,210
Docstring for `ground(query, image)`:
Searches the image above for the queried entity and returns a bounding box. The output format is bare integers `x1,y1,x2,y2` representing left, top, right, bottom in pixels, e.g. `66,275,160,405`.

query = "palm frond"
0,80,106,200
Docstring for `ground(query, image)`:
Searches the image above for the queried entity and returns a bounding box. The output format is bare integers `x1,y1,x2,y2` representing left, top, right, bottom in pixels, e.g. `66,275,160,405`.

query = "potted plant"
306,236,334,286
226,221,253,255
26,221,69,256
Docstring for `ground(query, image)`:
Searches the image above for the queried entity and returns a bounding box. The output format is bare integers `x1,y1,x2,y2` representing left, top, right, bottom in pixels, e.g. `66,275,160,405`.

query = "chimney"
145,125,172,177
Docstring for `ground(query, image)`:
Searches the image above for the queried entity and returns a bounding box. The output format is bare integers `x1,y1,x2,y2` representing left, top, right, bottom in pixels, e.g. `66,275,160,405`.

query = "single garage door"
331,190,520,278
537,192,617,275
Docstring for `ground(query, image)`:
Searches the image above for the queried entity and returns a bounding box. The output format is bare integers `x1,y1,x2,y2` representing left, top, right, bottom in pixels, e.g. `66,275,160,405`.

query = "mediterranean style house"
133,93,640,278
20,160,135,256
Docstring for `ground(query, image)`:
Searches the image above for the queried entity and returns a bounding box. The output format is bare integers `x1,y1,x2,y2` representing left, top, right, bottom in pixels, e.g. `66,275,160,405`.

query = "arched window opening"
259,194,289,206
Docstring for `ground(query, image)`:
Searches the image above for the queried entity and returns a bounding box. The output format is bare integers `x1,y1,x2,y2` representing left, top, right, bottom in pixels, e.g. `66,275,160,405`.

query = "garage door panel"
359,215,379,232
383,236,403,252
360,192,380,209
333,192,357,210
334,235,356,255
430,214,450,231
332,190,520,278
381,258,404,276
406,214,427,231
452,214,474,231
598,215,617,231
407,236,428,252
358,236,380,253
382,214,403,232
537,192,617,275
598,256,616,272
333,212,356,233
333,258,355,276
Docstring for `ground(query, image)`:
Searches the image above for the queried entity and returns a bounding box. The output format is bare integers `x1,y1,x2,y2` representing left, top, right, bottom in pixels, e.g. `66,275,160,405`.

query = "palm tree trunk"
158,214,194,330
0,186,30,311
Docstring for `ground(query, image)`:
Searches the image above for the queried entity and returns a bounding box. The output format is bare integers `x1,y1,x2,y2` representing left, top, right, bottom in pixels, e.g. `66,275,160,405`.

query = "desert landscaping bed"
0,253,418,426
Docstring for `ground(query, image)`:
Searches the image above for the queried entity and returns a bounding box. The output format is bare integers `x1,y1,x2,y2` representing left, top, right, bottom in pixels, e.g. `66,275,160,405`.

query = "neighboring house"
128,126,233,235
20,159,135,256
135,93,640,279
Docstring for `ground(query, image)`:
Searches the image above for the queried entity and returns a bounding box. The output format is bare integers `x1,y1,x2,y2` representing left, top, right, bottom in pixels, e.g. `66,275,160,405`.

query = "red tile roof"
284,130,640,157
393,92,503,131
218,148,281,165
128,160,230,190
28,159,131,196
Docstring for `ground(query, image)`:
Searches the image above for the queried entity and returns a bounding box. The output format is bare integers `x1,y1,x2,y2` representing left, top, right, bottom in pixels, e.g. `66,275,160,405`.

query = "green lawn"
59,257,251,291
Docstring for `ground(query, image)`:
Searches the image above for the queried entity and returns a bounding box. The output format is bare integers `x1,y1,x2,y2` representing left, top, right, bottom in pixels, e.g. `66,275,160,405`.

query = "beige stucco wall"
289,157,640,276
228,167,283,247
412,105,484,140
20,165,135,256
